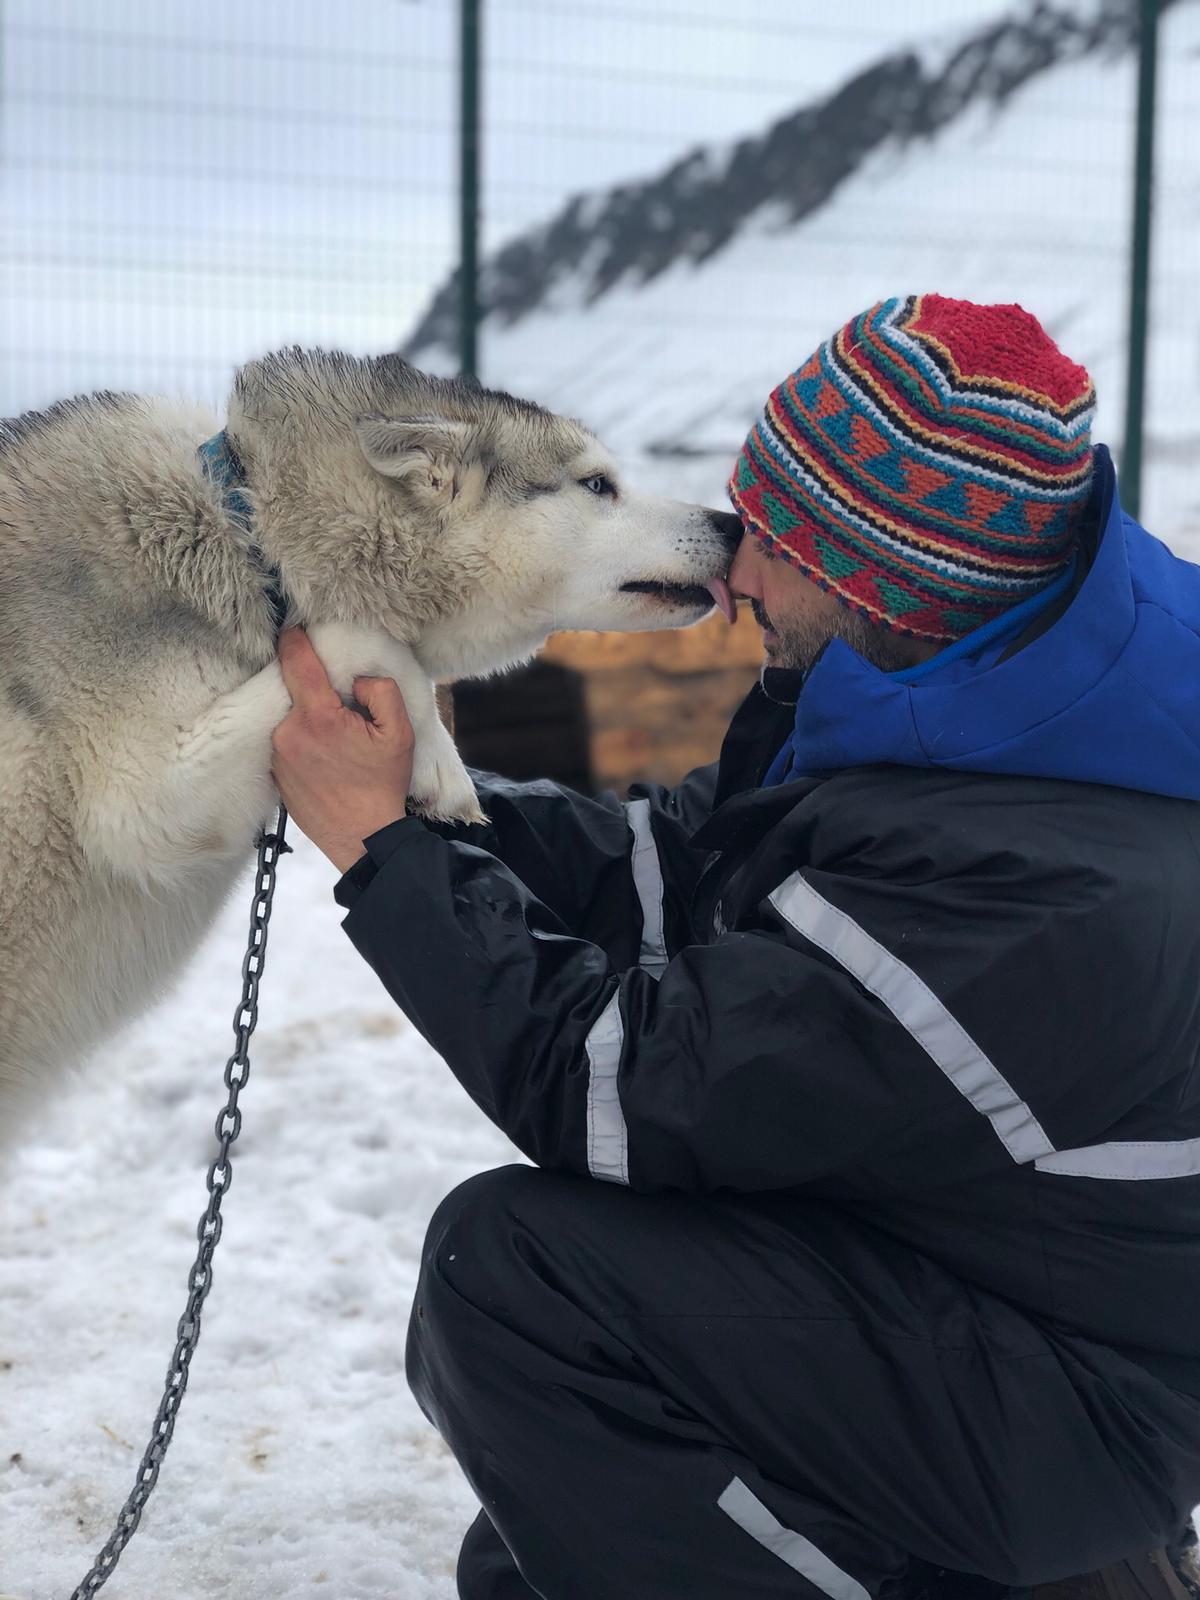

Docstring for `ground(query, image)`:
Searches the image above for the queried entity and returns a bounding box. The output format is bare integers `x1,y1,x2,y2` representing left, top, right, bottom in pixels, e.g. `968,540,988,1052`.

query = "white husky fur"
0,349,739,1120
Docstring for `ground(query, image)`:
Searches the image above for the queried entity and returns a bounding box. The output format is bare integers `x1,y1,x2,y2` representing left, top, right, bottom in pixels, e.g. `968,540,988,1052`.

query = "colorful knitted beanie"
729,295,1097,641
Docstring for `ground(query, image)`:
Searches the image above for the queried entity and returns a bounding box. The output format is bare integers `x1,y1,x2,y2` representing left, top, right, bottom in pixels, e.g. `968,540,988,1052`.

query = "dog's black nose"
707,509,743,552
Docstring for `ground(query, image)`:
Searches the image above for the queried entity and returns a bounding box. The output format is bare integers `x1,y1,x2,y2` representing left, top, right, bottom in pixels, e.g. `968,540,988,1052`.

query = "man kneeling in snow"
271,297,1200,1600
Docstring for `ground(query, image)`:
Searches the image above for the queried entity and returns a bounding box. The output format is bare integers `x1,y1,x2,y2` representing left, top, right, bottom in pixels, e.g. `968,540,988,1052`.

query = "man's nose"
727,530,761,600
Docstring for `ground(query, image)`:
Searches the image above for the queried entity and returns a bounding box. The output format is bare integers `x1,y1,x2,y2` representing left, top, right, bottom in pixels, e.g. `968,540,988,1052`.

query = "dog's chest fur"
0,395,282,1114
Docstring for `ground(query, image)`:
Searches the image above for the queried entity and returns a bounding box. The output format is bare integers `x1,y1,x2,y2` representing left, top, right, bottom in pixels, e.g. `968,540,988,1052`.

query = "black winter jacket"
335,679,1200,1399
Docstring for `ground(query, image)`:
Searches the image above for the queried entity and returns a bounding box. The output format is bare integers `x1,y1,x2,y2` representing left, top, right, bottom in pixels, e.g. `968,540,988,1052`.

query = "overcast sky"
1,0,1023,414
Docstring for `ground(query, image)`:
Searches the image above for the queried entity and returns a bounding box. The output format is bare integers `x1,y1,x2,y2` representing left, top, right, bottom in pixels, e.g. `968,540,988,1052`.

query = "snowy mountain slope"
407,0,1200,552
0,834,518,1599
406,0,1156,353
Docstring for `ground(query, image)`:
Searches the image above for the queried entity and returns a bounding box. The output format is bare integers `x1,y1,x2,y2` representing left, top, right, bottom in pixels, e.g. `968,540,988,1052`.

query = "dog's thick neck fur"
225,351,463,648
0,389,282,665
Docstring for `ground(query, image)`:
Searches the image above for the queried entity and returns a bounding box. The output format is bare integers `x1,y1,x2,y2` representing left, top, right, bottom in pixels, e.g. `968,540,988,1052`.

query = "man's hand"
272,628,415,873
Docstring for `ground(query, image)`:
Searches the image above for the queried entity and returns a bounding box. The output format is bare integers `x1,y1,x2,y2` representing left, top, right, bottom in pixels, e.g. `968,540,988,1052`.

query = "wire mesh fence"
1,0,459,413
3,0,1193,530
1145,0,1200,536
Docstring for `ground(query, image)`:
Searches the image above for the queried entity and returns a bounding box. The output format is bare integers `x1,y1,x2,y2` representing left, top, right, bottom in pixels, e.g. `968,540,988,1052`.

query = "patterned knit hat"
729,295,1097,642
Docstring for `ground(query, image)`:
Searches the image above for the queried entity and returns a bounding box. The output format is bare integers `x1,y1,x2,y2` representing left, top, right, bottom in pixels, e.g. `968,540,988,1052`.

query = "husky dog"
0,349,740,1117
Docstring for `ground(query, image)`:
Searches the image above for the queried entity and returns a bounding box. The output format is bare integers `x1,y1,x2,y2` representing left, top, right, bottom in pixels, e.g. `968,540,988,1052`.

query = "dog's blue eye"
580,473,616,498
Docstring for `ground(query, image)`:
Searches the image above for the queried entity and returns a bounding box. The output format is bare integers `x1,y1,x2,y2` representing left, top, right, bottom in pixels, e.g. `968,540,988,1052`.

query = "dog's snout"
706,509,743,555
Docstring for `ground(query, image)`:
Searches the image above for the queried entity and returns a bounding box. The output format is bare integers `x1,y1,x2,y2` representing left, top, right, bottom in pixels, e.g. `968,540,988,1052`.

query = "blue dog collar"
198,430,289,636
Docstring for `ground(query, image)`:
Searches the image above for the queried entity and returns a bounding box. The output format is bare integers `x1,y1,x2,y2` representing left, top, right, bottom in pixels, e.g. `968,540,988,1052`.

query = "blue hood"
765,447,1200,801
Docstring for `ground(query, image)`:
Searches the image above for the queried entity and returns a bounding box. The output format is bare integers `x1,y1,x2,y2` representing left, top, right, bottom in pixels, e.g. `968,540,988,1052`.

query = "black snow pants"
406,1166,1200,1600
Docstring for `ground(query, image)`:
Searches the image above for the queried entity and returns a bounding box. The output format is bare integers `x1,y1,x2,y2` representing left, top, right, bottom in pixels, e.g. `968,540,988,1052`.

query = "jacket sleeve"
409,763,720,967
334,815,1046,1196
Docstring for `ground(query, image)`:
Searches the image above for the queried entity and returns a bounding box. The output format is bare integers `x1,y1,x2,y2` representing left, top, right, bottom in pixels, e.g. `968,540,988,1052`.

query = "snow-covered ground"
1,831,519,1598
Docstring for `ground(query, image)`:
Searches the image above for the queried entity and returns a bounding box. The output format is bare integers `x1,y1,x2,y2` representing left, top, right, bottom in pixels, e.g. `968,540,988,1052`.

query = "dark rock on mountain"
403,0,1169,361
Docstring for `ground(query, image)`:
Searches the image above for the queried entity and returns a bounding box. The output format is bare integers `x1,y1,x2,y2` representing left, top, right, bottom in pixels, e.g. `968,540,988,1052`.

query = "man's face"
727,530,932,677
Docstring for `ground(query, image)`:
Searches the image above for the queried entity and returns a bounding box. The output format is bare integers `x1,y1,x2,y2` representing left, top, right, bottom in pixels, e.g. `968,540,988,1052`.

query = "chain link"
68,806,292,1600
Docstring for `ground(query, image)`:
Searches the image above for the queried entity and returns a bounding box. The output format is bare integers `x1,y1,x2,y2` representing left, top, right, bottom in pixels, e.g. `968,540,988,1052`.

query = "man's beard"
751,599,919,677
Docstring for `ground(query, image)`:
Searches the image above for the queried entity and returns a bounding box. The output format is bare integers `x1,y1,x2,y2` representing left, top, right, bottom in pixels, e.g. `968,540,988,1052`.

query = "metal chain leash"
68,806,292,1600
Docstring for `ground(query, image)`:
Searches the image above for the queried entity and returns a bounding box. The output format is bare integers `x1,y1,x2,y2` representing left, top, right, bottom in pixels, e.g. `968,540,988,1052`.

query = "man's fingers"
278,628,343,711
353,676,415,747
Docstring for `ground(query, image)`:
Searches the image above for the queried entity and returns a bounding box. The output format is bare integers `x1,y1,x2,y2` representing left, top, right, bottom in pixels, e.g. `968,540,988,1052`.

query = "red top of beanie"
908,294,1093,411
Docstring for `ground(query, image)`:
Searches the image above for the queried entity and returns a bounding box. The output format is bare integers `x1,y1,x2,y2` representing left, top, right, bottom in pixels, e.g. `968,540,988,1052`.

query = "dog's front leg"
306,623,485,826
77,661,291,886
79,629,482,886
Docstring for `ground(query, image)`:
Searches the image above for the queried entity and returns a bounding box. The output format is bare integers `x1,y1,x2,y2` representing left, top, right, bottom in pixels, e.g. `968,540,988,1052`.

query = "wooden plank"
584,666,756,736
544,609,764,674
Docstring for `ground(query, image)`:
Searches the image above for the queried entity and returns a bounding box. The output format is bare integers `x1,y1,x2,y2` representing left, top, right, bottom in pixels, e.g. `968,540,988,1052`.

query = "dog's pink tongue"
706,576,736,625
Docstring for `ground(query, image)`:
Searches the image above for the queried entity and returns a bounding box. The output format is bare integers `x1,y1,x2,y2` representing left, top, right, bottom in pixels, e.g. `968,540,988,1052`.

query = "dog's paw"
409,739,486,826
409,779,487,827
410,792,489,827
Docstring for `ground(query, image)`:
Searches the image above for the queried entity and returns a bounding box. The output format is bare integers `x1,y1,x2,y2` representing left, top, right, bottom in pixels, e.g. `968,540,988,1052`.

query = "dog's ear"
355,414,473,503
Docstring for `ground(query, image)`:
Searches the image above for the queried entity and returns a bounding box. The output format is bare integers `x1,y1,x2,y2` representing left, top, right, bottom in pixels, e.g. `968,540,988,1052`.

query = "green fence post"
1122,0,1161,520
459,0,481,382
